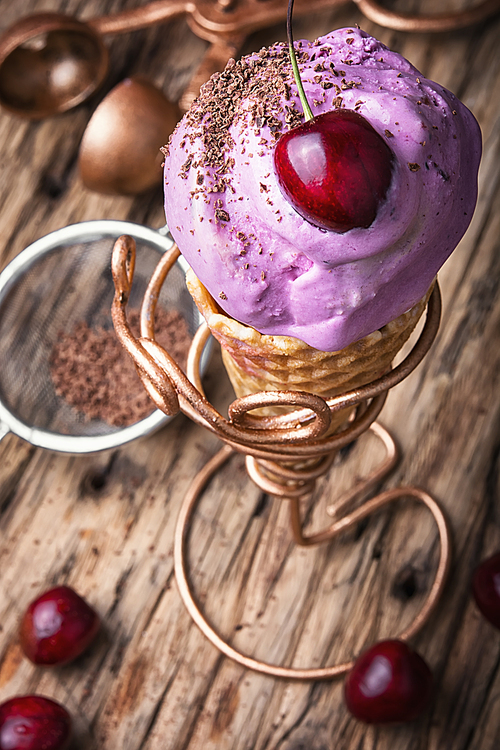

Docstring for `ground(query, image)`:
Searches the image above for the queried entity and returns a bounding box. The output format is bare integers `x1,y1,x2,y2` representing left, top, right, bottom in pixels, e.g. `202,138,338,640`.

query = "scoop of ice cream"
163,27,481,352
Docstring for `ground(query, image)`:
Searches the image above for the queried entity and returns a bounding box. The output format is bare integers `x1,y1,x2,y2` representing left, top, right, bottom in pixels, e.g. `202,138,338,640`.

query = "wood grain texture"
0,1,499,748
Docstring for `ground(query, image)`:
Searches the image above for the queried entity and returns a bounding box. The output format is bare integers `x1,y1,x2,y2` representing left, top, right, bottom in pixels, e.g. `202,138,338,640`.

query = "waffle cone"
186,269,432,432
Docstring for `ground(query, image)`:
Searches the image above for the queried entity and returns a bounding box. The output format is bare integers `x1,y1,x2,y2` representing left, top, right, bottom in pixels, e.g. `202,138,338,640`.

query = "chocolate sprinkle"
163,42,316,215
215,208,230,222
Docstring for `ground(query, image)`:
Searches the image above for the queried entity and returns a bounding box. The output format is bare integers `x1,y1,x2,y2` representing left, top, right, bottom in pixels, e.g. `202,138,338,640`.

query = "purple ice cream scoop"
163,27,481,352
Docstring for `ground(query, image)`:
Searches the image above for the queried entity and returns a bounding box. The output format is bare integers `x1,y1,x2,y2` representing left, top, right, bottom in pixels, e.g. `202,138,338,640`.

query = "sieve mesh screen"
0,234,195,438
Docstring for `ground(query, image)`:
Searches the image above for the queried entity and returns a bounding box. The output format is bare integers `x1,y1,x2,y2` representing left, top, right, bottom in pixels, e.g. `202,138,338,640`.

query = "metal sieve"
0,220,210,453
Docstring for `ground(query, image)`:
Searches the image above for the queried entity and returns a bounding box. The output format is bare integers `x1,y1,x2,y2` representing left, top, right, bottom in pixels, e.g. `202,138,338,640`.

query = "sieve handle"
0,420,10,443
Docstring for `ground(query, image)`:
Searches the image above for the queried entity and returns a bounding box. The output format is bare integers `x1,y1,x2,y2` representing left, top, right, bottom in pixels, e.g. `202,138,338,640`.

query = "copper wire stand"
112,235,451,681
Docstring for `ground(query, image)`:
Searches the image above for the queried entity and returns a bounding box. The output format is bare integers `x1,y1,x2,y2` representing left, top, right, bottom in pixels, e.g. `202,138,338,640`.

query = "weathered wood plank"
0,1,499,749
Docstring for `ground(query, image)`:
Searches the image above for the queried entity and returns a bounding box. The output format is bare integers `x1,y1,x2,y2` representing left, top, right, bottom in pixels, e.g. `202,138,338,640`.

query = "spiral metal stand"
112,235,451,680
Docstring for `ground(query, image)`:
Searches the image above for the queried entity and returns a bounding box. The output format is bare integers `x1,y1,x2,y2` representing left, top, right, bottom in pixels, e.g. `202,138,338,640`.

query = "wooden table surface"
0,1,499,748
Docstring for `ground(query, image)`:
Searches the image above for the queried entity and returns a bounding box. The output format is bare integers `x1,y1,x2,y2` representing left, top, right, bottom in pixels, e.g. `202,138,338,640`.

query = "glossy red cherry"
344,639,433,724
274,109,394,232
0,695,71,750
472,551,500,629
20,585,100,666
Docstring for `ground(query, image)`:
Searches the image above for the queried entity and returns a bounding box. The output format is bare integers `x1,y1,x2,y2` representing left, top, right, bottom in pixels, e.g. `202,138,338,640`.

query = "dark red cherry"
274,109,394,232
344,639,433,724
472,551,500,629
0,695,71,750
20,585,100,666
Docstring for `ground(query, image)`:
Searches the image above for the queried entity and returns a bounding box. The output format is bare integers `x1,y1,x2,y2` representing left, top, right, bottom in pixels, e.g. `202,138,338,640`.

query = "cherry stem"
287,0,314,122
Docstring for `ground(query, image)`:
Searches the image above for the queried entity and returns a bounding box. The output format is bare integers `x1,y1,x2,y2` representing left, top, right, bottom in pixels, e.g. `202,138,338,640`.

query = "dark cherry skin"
20,585,100,666
274,109,394,232
472,551,500,629
344,639,433,724
0,695,71,750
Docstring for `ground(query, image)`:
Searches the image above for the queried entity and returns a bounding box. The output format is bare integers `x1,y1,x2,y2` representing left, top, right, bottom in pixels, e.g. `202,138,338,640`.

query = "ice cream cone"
187,268,432,433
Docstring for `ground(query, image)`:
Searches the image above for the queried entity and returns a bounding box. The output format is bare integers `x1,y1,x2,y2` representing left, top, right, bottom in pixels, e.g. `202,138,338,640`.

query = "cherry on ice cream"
274,108,393,232
20,585,100,666
274,0,394,232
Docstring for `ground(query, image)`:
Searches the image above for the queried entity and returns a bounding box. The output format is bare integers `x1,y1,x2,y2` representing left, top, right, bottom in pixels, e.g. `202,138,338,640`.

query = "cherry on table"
274,109,394,233
472,551,500,629
20,585,100,666
344,639,433,724
0,695,71,750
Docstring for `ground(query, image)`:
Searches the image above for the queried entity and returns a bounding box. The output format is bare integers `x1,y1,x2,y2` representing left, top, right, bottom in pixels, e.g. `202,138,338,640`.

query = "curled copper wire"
112,237,441,459
173,445,451,679
353,0,500,32
112,234,451,680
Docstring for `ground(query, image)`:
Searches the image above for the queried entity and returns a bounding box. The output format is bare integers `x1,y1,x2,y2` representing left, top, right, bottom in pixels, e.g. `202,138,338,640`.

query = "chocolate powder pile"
50,308,190,427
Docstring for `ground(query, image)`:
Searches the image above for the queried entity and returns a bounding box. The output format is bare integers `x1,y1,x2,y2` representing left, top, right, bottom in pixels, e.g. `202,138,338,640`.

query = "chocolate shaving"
215,208,230,222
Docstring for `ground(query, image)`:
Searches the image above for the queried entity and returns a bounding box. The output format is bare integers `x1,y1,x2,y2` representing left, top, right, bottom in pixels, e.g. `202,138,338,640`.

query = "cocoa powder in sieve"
50,308,190,427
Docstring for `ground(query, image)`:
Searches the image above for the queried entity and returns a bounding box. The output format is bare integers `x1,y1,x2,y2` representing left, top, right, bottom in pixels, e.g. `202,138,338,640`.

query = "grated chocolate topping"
162,42,336,226
163,43,313,187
